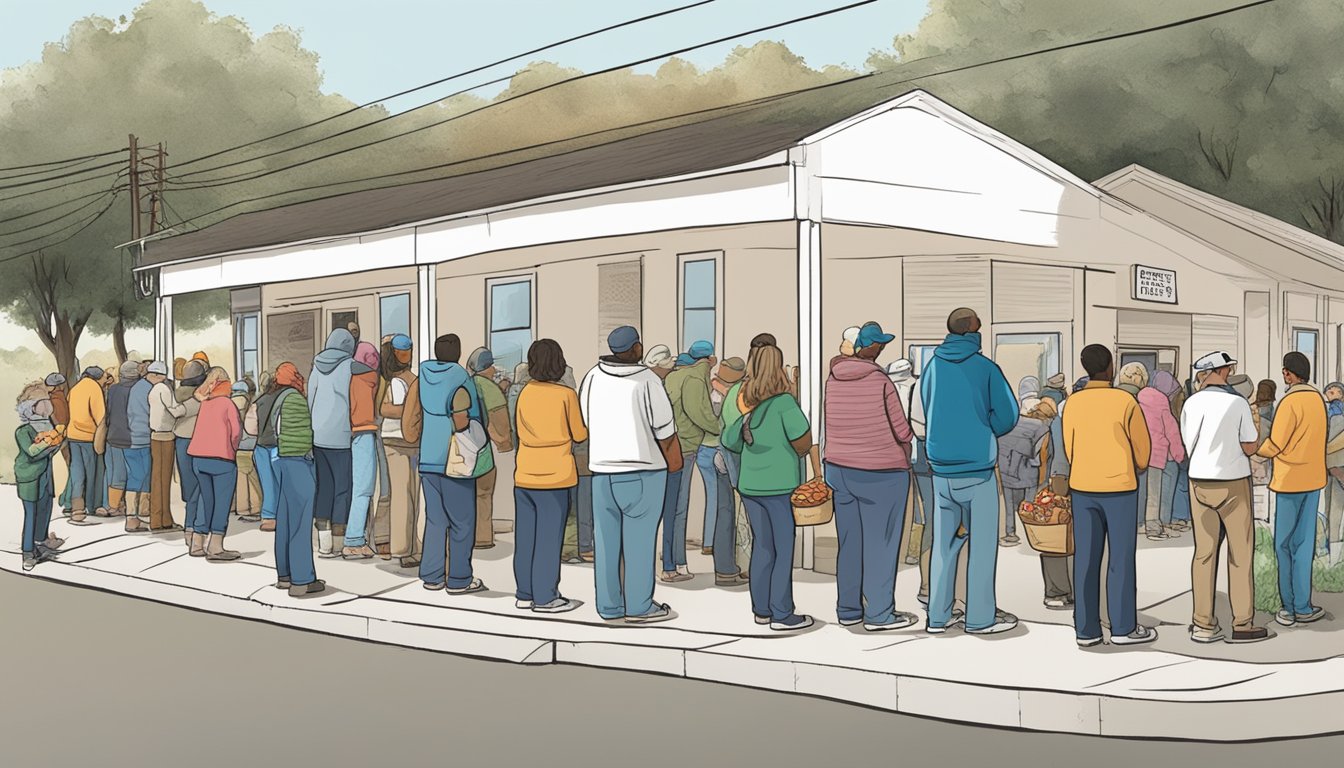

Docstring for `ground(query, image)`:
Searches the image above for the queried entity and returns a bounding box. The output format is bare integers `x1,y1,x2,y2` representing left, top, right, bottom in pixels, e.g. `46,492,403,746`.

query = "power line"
168,0,881,191
0,156,127,191
0,190,121,260
0,168,126,205
0,147,127,173
0,189,120,240
0,153,114,182
170,0,719,174
0,185,126,226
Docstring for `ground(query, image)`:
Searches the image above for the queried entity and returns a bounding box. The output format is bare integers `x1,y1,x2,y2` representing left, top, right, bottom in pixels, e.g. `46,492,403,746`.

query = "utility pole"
128,135,168,239
128,133,141,241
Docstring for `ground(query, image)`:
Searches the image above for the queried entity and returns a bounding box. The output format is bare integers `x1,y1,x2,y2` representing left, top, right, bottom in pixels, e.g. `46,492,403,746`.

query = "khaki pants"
150,437,176,529
234,450,262,515
476,467,496,547
1190,478,1255,632
385,441,422,558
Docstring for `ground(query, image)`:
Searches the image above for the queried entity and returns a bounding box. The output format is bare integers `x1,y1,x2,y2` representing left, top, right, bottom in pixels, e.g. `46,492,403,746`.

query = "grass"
1253,521,1344,613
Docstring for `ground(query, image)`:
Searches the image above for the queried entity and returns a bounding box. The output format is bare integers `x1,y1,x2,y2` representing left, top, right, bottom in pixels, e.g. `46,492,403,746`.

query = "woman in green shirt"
722,343,814,632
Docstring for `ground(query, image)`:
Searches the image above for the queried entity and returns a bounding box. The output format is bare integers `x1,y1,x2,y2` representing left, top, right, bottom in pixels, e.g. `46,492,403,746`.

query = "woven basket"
791,446,833,527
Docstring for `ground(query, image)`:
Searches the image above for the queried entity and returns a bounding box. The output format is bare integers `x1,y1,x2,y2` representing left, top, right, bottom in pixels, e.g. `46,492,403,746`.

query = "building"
136,81,1344,571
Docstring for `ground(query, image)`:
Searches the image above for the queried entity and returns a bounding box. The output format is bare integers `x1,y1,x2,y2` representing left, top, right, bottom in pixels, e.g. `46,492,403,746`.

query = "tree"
1303,177,1344,244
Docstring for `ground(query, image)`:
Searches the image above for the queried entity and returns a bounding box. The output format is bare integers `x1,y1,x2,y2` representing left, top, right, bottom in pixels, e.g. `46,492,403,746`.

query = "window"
331,310,359,344
1295,328,1320,381
489,277,533,375
908,344,940,377
681,257,717,352
994,333,1061,395
380,293,411,340
235,313,259,383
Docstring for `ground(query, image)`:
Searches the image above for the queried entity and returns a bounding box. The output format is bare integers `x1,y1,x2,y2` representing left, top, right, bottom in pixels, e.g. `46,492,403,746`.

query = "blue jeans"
175,439,201,529
68,440,99,512
1072,490,1139,640
660,466,690,571
569,476,594,554
274,456,317,586
695,446,719,549
192,457,237,535
314,446,352,526
124,446,151,493
514,487,569,605
742,494,798,622
1275,490,1322,616
1172,459,1191,522
593,470,666,620
720,445,741,489
254,446,279,520
930,472,1001,631
912,471,933,527
21,478,53,555
106,446,128,490
345,433,378,546
828,464,910,626
710,462,737,575
418,473,477,589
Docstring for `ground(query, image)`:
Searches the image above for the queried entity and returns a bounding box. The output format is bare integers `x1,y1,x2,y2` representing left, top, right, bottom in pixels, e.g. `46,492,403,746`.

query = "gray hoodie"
307,329,373,450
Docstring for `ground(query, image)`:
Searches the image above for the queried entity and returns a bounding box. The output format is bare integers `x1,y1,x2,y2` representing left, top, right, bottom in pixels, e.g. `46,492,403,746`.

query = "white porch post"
797,218,822,570
155,294,174,368
417,263,438,366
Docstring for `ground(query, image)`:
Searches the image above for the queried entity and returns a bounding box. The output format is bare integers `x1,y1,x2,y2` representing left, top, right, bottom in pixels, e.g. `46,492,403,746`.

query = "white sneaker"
966,611,1019,635
317,529,332,555
1111,625,1158,646
865,612,920,632
925,609,965,635
1077,636,1103,648
533,598,579,614
1189,625,1225,644
676,564,693,578
1275,610,1297,627
515,599,533,610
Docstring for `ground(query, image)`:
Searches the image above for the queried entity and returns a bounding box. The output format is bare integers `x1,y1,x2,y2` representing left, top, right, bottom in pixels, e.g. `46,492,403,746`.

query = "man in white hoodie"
580,326,681,624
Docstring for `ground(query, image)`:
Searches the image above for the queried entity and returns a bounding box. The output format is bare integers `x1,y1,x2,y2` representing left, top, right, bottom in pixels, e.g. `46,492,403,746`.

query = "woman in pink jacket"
188,368,244,561
1138,370,1186,541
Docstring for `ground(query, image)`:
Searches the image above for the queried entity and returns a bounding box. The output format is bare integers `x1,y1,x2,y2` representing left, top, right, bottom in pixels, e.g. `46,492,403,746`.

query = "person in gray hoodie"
308,329,374,556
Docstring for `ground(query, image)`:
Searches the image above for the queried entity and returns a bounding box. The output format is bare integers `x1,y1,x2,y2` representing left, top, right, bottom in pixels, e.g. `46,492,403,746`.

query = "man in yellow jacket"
65,367,107,525
1257,351,1328,627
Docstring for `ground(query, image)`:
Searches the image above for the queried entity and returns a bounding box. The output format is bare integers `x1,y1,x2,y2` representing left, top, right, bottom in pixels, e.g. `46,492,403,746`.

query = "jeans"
418,473,477,589
192,457,238,535
913,472,934,553
514,488,569,605
1172,459,1191,522
1001,486,1028,538
21,478,53,555
1072,490,1139,640
1144,465,1171,533
660,466,690,571
593,470,666,620
314,446,353,526
68,440,99,512
124,446,151,493
720,444,741,489
1275,490,1322,616
827,464,909,626
274,456,317,586
254,445,279,521
106,446,128,490
569,476,594,554
710,463,737,575
345,433,378,546
1136,469,1149,532
694,446,719,549
742,494,798,622
175,439,201,529
929,472,1001,631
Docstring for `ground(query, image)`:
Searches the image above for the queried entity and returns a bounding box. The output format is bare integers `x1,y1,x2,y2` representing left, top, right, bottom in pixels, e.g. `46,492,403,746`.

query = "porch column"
797,219,822,570
417,263,438,367
155,294,174,368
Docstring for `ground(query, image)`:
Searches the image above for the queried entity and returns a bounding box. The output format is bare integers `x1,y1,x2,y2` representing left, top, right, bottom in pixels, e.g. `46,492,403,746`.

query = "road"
5,571,1341,767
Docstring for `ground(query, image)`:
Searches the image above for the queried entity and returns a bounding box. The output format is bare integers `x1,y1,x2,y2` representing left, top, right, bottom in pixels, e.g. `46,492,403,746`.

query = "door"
330,309,360,344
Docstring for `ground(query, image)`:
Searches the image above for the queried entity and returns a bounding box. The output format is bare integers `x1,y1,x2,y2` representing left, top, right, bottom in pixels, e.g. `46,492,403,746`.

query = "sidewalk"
5,492,1344,741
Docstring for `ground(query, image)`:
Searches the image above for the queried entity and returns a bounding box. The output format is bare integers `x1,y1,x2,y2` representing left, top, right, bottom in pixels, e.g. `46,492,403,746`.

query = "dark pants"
1072,489,1139,640
150,438,176,529
827,464,910,626
192,457,237,535
68,440,99,512
710,463,737,575
175,439,201,528
513,487,569,605
314,447,353,526
21,478,54,555
418,473,477,589
1041,555,1073,600
274,456,317,586
660,468,686,572
569,475,594,554
742,494,797,623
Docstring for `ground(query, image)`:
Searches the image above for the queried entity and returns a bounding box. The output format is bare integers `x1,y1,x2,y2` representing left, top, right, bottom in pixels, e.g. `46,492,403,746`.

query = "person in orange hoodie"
342,341,383,559
187,368,243,561
65,367,106,525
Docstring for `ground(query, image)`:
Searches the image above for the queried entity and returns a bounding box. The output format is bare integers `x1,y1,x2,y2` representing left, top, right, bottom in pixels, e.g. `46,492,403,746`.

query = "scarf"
275,362,306,396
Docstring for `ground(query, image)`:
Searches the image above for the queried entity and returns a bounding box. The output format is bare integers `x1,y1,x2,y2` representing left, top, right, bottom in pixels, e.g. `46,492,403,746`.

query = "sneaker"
754,615,771,625
341,545,377,560
238,515,262,523
1145,530,1169,541
1229,626,1271,644
1275,610,1297,627
926,610,966,635
288,580,326,597
259,520,277,532
714,572,750,587
770,614,815,632
1189,625,1225,644
422,581,445,591
626,602,675,624
838,617,863,627
1077,636,1103,648
659,570,693,583
579,552,595,563
445,579,486,595
1111,625,1158,646
998,536,1019,547
917,592,929,608
1297,607,1326,624
967,611,1019,635
676,564,693,578
22,555,37,571
865,612,919,632
533,598,579,614
515,599,533,610
275,580,291,590
1043,597,1074,611
43,535,65,549
399,557,421,569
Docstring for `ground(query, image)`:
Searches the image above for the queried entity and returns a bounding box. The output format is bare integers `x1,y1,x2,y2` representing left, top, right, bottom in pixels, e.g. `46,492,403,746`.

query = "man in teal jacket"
920,308,1019,636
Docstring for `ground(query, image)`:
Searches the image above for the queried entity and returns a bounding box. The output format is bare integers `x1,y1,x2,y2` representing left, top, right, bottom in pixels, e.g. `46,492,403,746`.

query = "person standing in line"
146,361,186,533
997,397,1052,549
308,329,372,557
15,384,65,571
651,344,691,584
1322,382,1344,549
835,326,861,365
1140,371,1187,541
466,347,514,551
266,363,325,597
124,361,154,531
513,339,588,614
823,322,918,631
708,357,747,586
921,308,1020,636
342,341,383,559
231,380,263,523
1181,352,1270,644
402,334,488,595
246,376,282,533
890,359,934,603
173,361,207,545
665,340,721,578
643,345,676,381
379,334,422,569
580,326,681,624
1063,345,1156,648
722,341,814,632
1021,399,1074,610
1258,352,1329,627
46,373,72,517
187,368,244,562
102,361,140,524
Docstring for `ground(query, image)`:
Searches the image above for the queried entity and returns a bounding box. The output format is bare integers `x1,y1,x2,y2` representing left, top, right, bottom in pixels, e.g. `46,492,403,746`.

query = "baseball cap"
643,344,673,369
688,340,715,360
886,359,913,377
146,361,169,376
44,373,67,387
855,322,895,349
842,326,861,344
391,334,413,351
608,326,640,354
1193,351,1237,372
468,347,494,373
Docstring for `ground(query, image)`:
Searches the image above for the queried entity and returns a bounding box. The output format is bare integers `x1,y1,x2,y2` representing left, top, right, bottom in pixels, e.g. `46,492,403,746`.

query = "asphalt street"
4,571,1342,767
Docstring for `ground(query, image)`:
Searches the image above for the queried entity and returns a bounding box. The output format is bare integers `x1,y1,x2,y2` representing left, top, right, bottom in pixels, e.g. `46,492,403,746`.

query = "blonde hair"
743,345,790,408
1118,362,1149,389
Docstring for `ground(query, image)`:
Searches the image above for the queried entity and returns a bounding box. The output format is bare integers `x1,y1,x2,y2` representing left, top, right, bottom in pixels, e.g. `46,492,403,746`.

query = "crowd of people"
12,306,1340,646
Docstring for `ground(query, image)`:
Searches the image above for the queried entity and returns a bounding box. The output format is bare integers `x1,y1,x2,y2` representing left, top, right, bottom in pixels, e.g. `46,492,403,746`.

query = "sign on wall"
1132,264,1177,304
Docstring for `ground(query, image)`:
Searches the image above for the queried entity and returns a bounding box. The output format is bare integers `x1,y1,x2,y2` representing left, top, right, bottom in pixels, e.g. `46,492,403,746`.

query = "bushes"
1252,523,1344,613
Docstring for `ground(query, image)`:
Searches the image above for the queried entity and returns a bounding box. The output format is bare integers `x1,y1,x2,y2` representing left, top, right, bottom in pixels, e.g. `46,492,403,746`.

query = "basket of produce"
791,446,833,527
1017,488,1073,555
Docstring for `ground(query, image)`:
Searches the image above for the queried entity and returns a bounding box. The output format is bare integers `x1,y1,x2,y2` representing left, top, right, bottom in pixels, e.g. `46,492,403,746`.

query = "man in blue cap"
663,339,727,583
579,326,682,623
466,346,514,550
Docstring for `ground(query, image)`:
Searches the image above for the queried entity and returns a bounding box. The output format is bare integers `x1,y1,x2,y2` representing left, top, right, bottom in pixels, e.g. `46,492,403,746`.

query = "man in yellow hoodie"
1258,351,1328,627
65,367,106,525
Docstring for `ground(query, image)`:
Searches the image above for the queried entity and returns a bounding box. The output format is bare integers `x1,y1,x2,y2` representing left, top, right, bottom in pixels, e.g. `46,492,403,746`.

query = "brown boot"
104,488,125,517
124,497,148,533
189,532,207,557
205,534,241,562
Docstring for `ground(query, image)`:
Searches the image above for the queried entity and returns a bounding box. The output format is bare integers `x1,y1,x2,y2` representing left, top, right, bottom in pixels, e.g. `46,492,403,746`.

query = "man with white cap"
146,361,186,532
1180,351,1270,643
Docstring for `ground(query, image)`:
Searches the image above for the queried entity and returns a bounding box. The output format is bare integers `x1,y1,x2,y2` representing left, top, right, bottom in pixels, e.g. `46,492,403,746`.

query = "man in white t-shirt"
1180,351,1270,644
379,334,422,568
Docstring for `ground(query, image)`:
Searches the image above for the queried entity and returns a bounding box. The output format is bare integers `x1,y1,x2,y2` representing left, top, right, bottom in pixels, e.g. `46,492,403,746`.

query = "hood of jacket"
419,360,469,417
831,356,886,383
314,329,356,375
597,358,651,378
934,332,983,364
